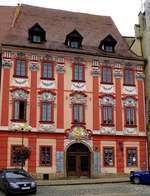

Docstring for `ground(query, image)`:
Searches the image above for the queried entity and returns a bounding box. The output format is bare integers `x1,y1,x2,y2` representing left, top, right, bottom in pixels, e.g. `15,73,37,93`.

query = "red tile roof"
1,4,143,60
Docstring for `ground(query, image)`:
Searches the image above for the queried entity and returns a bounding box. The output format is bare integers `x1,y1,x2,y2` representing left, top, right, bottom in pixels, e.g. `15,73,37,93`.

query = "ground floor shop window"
127,148,137,167
39,146,52,166
103,147,114,167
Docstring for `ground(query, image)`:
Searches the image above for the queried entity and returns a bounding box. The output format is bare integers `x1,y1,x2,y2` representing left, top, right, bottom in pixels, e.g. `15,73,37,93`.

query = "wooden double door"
67,143,90,177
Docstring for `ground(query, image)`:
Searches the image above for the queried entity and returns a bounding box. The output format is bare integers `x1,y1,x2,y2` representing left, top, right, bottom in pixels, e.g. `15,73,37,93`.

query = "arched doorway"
66,143,91,177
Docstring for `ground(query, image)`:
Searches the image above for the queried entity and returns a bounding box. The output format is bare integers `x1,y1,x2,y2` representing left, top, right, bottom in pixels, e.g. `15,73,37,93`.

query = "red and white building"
0,4,147,179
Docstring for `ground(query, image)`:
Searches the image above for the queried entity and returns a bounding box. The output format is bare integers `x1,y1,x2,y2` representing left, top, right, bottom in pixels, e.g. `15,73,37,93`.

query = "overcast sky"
0,0,144,36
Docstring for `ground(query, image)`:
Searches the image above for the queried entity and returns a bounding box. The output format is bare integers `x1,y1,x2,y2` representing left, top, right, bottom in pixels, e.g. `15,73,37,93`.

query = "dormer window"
65,29,83,49
28,23,46,43
99,34,117,53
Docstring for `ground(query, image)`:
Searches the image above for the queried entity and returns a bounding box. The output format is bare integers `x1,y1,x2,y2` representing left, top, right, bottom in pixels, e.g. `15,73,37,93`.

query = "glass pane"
14,101,19,120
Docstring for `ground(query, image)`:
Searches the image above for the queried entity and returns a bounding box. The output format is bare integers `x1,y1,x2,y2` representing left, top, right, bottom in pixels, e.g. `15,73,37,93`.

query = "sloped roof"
0,6,16,44
2,4,143,60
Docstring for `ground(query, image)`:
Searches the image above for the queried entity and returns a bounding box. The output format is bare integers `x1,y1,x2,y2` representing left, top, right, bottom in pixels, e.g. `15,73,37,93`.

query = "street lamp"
11,123,32,168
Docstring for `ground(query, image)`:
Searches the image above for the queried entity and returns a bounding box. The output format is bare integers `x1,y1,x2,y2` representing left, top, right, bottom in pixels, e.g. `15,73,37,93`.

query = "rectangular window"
42,62,53,79
124,69,135,85
41,102,53,122
127,148,137,167
11,145,22,166
102,106,113,125
70,41,79,48
103,147,114,167
40,146,52,166
13,100,26,121
73,104,84,124
32,35,41,43
73,64,85,81
15,59,26,77
102,66,112,84
125,107,136,126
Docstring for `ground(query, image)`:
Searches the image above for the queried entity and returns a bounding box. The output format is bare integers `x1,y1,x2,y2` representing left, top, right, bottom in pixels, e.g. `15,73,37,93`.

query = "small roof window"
65,29,83,49
99,34,117,53
28,23,46,43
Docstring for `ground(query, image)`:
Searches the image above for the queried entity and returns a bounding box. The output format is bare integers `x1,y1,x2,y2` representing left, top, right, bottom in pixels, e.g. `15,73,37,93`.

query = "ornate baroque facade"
0,4,147,179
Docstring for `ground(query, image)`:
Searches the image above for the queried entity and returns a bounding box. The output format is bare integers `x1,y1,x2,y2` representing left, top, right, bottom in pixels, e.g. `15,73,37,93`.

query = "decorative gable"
28,23,46,43
65,29,83,48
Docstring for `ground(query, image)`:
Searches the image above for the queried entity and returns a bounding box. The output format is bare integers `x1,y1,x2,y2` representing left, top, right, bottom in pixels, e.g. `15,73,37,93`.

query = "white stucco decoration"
71,82,86,91
70,93,87,104
100,84,115,93
100,127,116,135
40,80,55,89
38,92,56,102
38,123,56,132
124,97,136,106
64,139,93,150
123,128,137,135
12,78,28,87
11,89,28,100
101,96,115,105
123,86,137,95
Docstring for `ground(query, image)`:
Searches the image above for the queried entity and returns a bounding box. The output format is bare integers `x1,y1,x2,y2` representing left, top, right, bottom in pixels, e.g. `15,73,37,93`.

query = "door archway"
66,143,91,177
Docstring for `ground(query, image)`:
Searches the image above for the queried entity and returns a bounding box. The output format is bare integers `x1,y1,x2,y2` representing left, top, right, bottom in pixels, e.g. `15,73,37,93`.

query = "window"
73,104,84,124
41,62,54,79
125,107,136,126
14,59,26,77
102,106,113,125
124,69,135,86
28,23,46,43
40,102,53,122
104,45,113,52
65,29,83,49
103,147,114,167
13,100,26,121
69,41,80,48
73,64,85,81
32,35,41,43
101,66,112,84
127,148,137,167
40,146,52,166
11,145,22,166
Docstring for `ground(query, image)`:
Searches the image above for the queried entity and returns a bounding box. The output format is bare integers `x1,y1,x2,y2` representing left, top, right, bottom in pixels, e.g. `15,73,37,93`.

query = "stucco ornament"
123,86,137,95
40,80,55,88
12,78,28,87
2,59,12,69
124,97,136,106
38,123,56,132
56,64,65,73
100,84,115,93
11,89,28,100
39,92,56,102
71,82,86,91
29,62,39,71
123,128,137,135
70,93,87,104
66,126,91,140
101,96,115,105
91,66,100,76
136,72,145,80
9,123,32,131
100,127,116,135
114,69,122,78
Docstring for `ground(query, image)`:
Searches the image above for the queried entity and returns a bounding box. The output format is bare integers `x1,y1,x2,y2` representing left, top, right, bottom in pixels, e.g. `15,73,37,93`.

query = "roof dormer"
28,23,46,43
65,29,83,49
99,34,117,52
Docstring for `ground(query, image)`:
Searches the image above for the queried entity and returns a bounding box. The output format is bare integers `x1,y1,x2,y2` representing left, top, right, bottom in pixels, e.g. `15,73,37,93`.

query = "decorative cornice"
11,89,28,100
38,123,56,132
38,92,56,102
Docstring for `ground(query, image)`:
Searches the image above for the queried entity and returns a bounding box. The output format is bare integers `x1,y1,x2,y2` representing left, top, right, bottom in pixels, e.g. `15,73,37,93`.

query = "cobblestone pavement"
0,182,150,196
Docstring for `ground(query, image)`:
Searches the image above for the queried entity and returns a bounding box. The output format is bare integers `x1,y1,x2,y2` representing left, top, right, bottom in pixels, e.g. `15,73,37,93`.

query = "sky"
0,0,144,36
